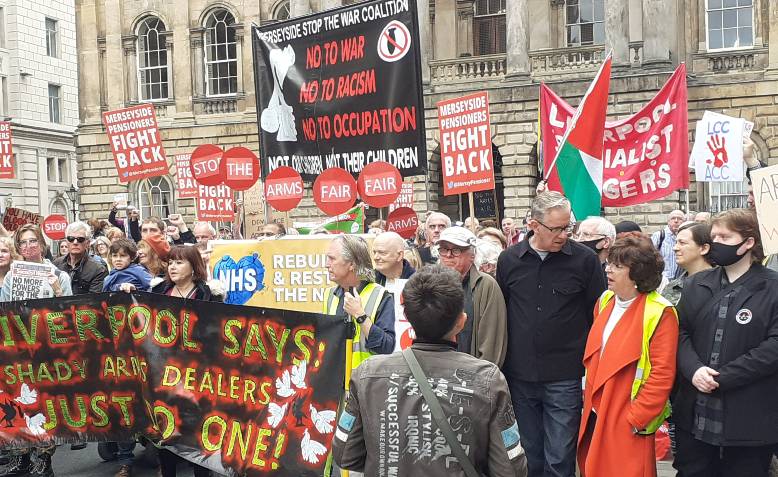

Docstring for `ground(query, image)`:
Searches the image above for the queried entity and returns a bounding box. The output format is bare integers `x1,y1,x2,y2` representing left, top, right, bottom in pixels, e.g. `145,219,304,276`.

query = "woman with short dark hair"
673,209,778,476
662,222,714,306
577,234,678,476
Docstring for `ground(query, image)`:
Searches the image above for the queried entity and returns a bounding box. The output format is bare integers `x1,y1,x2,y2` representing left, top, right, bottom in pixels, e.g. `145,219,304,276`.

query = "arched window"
273,1,290,21
50,198,68,216
205,9,238,96
473,0,506,55
136,176,175,219
137,17,169,101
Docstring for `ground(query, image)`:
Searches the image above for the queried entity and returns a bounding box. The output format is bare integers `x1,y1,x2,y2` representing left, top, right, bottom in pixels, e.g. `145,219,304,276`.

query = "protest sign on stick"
2,207,42,232
690,111,745,182
0,121,14,179
174,153,199,199
437,91,495,197
197,184,234,222
388,182,414,212
751,164,778,255
42,215,68,240
102,104,168,182
313,168,357,216
252,0,427,181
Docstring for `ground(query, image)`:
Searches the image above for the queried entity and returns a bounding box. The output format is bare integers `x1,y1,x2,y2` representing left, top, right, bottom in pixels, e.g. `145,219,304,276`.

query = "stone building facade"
74,0,778,231
0,0,79,219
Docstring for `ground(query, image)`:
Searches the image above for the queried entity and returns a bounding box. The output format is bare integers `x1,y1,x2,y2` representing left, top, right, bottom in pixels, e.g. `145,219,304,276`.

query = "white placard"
690,111,745,182
9,261,54,300
751,164,778,256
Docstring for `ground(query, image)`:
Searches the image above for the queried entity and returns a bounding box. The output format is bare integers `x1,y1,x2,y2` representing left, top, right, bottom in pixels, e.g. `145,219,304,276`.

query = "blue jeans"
508,379,582,477
116,440,135,466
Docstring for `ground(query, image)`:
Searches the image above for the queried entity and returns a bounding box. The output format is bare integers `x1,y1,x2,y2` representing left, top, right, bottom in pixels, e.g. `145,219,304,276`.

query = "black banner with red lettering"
252,0,426,181
0,292,347,476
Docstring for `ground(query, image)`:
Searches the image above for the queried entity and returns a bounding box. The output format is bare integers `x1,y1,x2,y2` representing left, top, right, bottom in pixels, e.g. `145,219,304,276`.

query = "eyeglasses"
259,232,277,237
66,236,88,243
536,220,574,235
18,238,39,247
435,245,465,257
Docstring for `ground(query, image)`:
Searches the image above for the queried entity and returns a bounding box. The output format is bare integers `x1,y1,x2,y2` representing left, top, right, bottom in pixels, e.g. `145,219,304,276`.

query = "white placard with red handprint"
690,111,745,182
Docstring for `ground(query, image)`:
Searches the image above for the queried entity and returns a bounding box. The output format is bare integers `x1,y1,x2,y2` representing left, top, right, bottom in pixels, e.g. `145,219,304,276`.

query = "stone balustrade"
194,96,238,115
529,45,607,78
693,47,769,74
429,54,506,84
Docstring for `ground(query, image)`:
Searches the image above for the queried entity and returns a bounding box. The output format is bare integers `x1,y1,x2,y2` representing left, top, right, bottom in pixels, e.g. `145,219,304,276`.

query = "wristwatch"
355,314,368,324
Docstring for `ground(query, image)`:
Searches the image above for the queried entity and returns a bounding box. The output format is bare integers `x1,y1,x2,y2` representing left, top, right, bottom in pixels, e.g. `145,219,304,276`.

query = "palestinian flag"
294,204,365,234
544,54,611,220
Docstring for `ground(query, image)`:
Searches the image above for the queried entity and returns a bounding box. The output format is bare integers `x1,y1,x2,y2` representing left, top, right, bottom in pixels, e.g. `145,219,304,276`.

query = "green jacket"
466,265,508,367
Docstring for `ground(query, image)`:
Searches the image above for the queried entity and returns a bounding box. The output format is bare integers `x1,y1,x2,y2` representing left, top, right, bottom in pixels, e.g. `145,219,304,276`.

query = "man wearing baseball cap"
436,226,507,366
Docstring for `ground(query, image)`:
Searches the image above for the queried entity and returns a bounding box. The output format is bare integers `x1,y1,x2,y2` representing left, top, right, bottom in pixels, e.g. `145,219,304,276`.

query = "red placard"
42,215,68,240
385,207,418,239
190,144,225,186
221,146,260,191
0,121,14,179
102,104,168,183
313,168,357,216
388,182,414,213
196,184,234,221
357,161,402,208
264,166,304,212
174,153,198,199
437,91,495,196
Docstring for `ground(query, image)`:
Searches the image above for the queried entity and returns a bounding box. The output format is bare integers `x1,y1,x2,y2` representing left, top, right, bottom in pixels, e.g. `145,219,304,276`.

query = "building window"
706,0,753,50
137,176,174,219
137,17,169,101
45,18,58,57
473,0,506,55
48,84,61,123
47,156,69,183
205,10,238,96
566,0,605,47
273,1,291,20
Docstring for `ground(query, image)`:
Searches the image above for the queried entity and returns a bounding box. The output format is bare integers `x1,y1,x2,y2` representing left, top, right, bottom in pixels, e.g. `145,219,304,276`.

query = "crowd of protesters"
0,143,777,477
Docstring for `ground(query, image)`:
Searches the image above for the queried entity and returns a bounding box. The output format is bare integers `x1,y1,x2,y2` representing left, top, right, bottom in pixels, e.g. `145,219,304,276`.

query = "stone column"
641,0,673,67
190,28,205,99
121,35,138,103
605,0,631,68
164,33,175,100
768,1,778,76
434,0,456,59
320,0,342,11
505,0,530,79
172,0,193,114
291,0,311,17
75,0,102,123
417,0,431,83
234,26,245,96
103,0,125,109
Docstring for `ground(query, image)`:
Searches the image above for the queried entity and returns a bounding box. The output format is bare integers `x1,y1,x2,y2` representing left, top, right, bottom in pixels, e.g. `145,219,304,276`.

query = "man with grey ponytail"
324,235,396,370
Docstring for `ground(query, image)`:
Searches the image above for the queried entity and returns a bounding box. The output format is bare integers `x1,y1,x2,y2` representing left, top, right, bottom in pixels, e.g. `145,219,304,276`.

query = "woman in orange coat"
577,233,679,477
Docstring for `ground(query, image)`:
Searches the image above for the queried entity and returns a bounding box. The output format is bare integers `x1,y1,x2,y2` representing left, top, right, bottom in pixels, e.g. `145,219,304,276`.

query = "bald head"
372,231,406,279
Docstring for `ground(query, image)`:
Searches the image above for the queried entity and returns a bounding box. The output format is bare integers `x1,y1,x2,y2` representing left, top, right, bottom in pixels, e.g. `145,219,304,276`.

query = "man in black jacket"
54,221,107,294
674,209,778,476
496,192,605,477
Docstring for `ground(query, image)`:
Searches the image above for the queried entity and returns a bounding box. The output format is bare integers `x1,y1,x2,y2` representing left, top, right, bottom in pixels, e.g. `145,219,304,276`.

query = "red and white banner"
196,184,234,222
386,206,418,239
221,146,260,191
357,161,402,208
437,91,495,196
102,104,168,183
264,166,304,212
174,154,198,199
389,182,414,213
0,121,14,179
540,64,689,207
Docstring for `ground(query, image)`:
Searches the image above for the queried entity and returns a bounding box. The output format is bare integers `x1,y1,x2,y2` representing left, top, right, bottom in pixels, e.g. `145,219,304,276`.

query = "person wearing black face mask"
574,217,616,275
673,209,778,477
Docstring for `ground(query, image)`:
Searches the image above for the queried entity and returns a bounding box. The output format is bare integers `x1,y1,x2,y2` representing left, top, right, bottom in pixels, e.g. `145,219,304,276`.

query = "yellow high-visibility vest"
597,289,678,434
323,283,386,370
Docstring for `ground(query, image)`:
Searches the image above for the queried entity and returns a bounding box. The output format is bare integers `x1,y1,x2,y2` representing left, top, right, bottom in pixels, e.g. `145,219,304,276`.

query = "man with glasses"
437,227,507,366
419,211,450,265
573,216,616,273
259,222,286,238
54,221,108,295
496,192,606,477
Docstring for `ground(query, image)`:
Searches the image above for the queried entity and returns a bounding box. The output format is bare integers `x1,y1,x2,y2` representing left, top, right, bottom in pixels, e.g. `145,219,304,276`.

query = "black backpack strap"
401,348,481,477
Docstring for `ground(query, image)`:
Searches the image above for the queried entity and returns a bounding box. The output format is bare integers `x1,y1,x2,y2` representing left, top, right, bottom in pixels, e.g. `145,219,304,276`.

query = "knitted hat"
143,233,170,260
